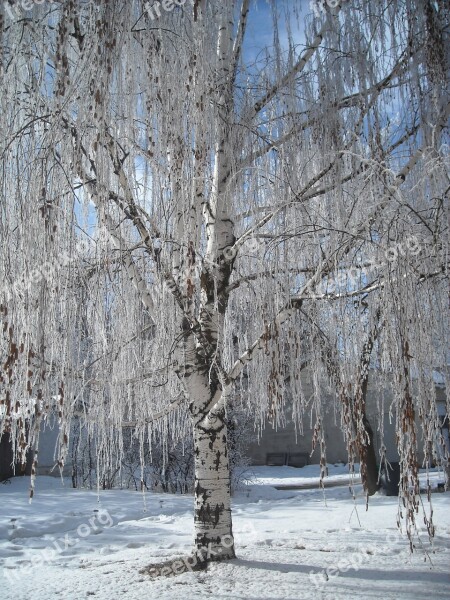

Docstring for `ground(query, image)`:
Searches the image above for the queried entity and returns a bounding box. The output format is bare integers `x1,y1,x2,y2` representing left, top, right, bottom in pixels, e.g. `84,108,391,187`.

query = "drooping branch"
230,0,250,84
227,296,303,384
243,17,332,125
121,392,186,428
230,54,413,258
240,60,410,168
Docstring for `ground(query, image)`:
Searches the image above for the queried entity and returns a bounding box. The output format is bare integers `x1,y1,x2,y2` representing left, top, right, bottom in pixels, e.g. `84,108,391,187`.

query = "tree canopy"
0,0,448,558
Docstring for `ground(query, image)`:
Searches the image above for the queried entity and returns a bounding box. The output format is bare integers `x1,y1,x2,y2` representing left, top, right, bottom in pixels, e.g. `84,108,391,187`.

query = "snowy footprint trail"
0,469,449,599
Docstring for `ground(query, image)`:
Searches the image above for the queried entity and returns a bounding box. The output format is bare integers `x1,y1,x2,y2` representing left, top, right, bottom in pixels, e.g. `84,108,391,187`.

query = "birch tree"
0,0,448,565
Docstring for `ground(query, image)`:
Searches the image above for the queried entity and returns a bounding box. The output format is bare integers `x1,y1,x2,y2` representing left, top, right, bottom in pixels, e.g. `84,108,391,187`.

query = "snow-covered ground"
0,465,449,599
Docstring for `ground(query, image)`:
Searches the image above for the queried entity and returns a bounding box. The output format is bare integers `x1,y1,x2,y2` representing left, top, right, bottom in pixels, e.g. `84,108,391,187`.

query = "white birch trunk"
180,316,235,558
182,2,237,560
193,410,235,559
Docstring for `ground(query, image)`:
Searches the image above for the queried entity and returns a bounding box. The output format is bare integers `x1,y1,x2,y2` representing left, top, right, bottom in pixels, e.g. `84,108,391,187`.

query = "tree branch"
244,18,331,124
121,392,186,427
230,0,250,84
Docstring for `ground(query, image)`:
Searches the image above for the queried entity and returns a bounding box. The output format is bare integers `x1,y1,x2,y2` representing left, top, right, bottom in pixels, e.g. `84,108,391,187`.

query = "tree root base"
140,551,235,579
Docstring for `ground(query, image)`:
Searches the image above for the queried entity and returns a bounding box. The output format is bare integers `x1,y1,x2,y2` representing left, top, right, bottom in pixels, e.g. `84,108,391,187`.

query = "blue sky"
244,0,310,65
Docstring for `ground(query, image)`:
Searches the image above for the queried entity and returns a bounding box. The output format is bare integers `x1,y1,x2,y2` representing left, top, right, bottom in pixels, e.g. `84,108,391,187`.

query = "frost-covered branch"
244,17,331,124
121,392,186,428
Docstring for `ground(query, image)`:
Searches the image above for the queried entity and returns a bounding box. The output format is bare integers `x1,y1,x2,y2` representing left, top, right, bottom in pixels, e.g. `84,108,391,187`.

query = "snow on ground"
0,465,449,600
249,463,362,488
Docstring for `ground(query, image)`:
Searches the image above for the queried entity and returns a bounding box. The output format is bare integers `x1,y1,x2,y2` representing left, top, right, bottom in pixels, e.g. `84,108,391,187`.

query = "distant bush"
69,405,256,494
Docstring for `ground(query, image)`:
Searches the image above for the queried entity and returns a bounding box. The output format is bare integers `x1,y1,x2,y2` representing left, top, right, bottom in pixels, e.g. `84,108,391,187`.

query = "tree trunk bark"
356,374,380,496
179,323,235,563
359,414,379,496
193,409,235,562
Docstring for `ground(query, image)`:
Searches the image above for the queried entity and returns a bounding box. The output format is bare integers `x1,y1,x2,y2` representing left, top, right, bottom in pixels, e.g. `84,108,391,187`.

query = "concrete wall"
246,406,348,467
11,380,445,474
36,422,64,475
246,377,445,466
